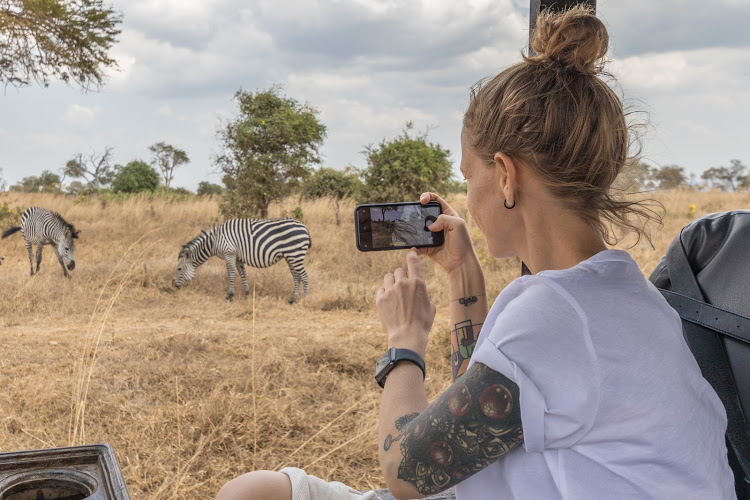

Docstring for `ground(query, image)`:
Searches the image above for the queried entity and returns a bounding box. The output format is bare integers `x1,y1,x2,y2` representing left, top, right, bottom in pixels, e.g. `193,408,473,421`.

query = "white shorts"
280,467,384,500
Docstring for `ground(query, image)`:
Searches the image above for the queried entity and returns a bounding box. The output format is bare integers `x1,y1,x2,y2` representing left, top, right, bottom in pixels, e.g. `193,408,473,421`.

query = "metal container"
0,443,130,500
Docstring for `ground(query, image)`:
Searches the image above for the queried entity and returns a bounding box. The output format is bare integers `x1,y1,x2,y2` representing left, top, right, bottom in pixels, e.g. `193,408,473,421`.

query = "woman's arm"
446,259,488,380
415,192,489,380
379,362,523,500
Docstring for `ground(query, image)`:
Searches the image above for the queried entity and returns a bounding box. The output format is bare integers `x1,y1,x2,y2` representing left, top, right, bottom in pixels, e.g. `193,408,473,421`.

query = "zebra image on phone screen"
1,206,80,277
173,218,311,303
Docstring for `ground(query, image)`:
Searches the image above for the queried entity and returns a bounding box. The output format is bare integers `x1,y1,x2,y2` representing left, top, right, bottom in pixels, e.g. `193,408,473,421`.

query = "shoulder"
490,275,586,338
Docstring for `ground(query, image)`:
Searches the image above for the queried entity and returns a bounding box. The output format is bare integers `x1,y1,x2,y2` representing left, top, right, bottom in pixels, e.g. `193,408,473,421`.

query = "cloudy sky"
1,0,748,191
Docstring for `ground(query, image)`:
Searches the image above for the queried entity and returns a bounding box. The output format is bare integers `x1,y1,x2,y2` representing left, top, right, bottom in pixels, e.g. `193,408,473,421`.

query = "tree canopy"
196,181,223,197
361,124,453,203
111,160,159,193
214,86,327,218
301,166,362,225
149,141,189,190
1,0,122,90
9,169,61,192
64,147,117,193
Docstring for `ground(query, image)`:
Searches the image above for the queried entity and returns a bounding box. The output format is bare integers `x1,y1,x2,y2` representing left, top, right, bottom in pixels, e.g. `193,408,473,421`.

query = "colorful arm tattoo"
383,363,523,495
450,320,481,381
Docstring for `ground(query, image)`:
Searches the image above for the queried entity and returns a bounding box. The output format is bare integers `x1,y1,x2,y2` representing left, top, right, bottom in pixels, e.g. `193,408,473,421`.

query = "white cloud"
1,0,749,190
611,47,750,94
60,105,102,130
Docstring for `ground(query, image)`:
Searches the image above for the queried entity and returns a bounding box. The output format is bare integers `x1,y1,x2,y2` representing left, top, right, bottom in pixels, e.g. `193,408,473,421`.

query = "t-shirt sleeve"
470,277,600,453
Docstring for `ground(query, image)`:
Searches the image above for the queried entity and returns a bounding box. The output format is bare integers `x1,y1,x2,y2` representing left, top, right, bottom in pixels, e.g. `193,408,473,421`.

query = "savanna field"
0,191,748,498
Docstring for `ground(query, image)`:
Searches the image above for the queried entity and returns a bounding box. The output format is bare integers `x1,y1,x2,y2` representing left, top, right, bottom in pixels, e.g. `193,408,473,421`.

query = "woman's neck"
516,204,607,275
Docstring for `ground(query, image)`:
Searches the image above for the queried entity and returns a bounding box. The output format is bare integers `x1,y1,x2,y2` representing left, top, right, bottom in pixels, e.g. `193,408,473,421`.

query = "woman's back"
459,250,735,499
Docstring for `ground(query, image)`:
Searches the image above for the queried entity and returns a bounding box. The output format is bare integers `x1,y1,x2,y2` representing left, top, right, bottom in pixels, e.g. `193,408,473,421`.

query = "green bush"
111,161,160,194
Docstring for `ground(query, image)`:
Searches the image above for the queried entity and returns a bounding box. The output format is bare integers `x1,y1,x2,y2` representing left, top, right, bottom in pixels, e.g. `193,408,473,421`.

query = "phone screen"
356,202,443,251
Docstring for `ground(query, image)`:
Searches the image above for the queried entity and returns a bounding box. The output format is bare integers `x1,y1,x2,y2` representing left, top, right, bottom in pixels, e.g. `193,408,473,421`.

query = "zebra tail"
1,227,21,239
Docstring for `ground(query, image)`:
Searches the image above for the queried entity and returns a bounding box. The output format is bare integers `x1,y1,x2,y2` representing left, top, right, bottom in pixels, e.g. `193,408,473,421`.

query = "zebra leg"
288,270,301,304
36,245,45,274
236,259,251,296
54,247,69,278
300,268,310,298
224,255,237,301
26,242,34,276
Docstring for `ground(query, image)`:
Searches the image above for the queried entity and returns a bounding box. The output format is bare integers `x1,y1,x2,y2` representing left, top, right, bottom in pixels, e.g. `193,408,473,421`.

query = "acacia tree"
0,0,122,90
10,169,61,192
652,165,686,190
64,147,117,193
301,166,362,225
214,86,327,218
0,167,6,191
148,141,189,190
361,123,453,203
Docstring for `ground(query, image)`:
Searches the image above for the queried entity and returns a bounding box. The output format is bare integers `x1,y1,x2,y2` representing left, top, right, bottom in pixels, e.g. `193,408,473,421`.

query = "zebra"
1,207,80,277
173,218,312,303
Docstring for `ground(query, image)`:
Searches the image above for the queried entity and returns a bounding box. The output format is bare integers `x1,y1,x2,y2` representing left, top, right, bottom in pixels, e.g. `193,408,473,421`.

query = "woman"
217,6,735,499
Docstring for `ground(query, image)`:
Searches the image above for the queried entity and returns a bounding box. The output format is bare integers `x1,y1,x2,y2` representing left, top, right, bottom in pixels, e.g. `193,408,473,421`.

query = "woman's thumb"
428,214,458,232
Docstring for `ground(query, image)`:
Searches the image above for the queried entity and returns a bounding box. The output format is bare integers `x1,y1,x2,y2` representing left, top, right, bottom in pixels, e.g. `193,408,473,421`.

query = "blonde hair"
463,5,660,245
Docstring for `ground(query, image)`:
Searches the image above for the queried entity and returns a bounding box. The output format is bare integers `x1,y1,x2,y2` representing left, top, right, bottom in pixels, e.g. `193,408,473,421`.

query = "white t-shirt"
455,250,736,500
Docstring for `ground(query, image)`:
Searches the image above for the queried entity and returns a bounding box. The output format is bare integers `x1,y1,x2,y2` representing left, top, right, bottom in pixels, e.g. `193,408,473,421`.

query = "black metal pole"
529,0,597,48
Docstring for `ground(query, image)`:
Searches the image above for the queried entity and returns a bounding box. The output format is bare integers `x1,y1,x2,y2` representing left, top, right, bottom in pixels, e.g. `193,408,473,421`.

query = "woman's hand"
376,249,436,357
416,192,479,276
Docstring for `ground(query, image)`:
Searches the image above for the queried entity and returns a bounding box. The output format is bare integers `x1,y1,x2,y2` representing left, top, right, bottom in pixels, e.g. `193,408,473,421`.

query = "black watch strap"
375,347,426,388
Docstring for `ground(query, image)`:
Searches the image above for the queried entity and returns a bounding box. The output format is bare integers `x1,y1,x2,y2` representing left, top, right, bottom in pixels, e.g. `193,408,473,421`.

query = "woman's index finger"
406,248,423,279
420,192,458,217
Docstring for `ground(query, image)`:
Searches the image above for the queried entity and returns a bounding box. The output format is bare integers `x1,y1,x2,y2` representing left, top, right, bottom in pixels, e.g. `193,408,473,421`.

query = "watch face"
375,352,391,374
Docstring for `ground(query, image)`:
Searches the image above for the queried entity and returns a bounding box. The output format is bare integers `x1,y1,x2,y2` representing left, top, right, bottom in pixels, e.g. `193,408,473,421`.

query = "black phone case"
355,201,443,252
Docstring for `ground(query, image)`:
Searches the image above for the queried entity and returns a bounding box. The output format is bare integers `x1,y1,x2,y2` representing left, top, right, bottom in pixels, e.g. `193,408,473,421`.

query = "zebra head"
173,246,198,288
58,227,80,271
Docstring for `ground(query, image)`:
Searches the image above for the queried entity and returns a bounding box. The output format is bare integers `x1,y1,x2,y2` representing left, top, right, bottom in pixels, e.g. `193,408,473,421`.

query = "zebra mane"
179,225,216,259
51,210,79,239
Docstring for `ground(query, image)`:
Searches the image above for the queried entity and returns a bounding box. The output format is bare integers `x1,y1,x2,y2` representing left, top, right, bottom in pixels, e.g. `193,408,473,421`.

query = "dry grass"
0,190,748,498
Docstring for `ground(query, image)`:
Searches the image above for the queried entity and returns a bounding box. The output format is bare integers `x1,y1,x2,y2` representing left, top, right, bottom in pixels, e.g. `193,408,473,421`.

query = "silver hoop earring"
504,199,516,209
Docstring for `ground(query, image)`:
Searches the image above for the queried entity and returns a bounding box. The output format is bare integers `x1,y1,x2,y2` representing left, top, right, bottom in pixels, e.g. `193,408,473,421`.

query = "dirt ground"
0,190,747,498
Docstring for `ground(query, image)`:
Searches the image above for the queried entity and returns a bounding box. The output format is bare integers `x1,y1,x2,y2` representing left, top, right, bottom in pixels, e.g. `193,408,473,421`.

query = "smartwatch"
374,347,426,388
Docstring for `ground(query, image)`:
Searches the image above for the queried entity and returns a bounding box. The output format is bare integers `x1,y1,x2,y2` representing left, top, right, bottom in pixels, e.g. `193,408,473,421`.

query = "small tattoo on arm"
452,294,484,307
458,296,478,306
451,320,482,380
384,413,419,451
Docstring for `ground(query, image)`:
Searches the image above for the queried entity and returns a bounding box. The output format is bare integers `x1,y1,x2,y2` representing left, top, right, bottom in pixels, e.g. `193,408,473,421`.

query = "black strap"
660,290,750,344
663,230,750,499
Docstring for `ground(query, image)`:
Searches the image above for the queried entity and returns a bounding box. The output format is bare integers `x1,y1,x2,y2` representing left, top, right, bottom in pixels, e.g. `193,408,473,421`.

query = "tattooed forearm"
384,413,419,451
394,363,523,495
450,320,482,380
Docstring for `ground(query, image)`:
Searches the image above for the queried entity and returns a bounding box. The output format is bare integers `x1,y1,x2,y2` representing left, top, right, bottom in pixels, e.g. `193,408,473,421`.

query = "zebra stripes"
1,206,80,277
173,218,312,303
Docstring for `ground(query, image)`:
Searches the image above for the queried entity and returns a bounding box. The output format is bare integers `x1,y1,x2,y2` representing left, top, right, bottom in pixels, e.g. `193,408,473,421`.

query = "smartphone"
355,201,444,251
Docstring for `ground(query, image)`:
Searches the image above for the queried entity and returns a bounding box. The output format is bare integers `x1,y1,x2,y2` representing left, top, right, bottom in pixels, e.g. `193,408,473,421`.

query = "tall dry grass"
0,190,748,498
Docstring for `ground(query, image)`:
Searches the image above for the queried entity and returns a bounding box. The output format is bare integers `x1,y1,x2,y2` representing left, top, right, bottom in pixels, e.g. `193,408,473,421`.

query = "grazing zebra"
173,218,312,303
1,207,80,277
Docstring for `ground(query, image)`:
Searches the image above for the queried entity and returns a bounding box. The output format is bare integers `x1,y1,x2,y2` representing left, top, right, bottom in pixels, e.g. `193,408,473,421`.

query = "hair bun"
528,5,609,74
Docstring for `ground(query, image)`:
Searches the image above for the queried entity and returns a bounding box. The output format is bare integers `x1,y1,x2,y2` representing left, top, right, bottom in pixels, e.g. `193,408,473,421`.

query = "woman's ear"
493,152,518,206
